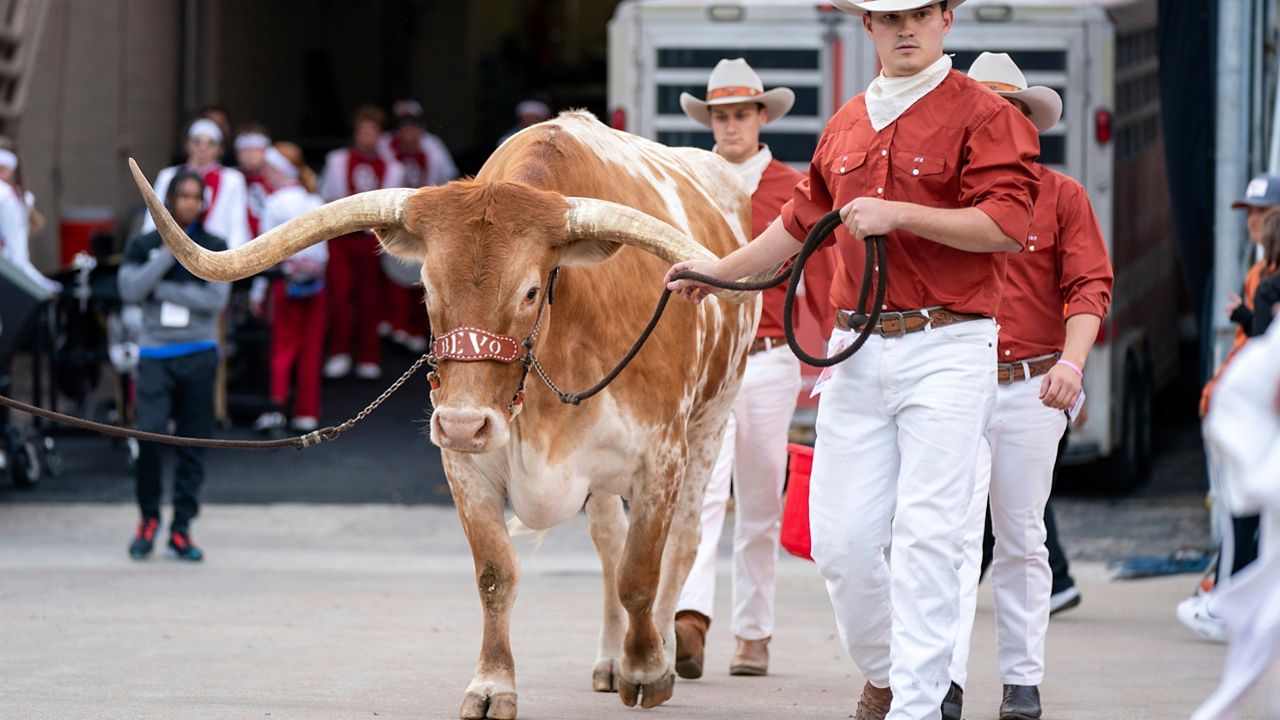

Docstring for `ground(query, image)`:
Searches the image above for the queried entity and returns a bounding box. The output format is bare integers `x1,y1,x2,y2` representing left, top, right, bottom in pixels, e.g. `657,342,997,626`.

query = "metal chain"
330,352,434,436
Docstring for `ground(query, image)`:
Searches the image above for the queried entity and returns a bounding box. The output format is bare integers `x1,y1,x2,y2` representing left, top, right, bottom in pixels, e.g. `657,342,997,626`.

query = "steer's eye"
524,287,539,304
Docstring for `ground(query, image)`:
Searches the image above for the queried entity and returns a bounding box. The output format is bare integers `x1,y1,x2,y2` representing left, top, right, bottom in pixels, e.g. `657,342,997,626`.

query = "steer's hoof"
460,690,518,720
592,658,619,693
618,670,675,709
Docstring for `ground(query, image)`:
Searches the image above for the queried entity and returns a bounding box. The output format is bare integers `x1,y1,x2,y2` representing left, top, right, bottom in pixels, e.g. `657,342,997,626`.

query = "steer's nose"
434,410,493,452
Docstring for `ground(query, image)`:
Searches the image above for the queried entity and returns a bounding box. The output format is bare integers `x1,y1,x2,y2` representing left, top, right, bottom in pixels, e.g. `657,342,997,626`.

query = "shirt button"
882,304,888,310
881,149,888,157
1004,350,1011,356
840,167,846,173
876,187,884,195
912,168,920,176
1029,244,1036,251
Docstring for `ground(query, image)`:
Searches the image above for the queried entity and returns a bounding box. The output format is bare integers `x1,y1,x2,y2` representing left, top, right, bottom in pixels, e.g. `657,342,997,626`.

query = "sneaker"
1049,586,1082,616
129,518,160,559
355,362,382,380
290,415,319,432
1176,593,1227,643
323,354,352,379
168,530,204,562
253,411,286,433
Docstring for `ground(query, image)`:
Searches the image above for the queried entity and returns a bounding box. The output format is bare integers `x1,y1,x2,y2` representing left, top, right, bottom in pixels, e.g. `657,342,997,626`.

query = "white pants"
809,319,997,720
951,377,1067,688
677,346,801,639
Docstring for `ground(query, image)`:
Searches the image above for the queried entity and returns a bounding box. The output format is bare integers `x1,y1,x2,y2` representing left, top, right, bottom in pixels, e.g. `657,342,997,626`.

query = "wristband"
1056,358,1083,380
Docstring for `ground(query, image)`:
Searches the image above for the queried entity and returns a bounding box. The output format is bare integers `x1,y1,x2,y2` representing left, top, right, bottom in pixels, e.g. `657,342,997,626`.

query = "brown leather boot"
855,681,893,720
729,636,770,676
673,610,710,679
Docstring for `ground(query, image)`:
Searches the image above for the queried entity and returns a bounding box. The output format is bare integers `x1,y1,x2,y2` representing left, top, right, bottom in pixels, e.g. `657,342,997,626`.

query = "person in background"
377,99,459,353
119,171,230,562
671,57,835,680
251,143,327,434
1249,211,1280,337
1184,173,1280,642
0,148,59,293
234,122,272,237
142,119,252,251
318,105,404,381
201,104,238,168
949,52,1113,720
497,97,552,147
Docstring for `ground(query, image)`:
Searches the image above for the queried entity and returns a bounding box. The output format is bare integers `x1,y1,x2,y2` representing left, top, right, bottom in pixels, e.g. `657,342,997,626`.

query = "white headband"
0,148,16,171
234,132,270,150
188,118,224,143
263,147,299,179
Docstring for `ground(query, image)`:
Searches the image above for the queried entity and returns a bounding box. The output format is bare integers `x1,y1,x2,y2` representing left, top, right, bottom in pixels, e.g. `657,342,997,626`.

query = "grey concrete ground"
0,502,1266,720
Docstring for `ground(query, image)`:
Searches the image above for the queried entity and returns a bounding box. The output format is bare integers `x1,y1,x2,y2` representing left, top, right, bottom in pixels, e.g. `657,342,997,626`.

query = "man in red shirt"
668,2,1040,717
318,105,405,380
948,53,1113,720
671,58,835,680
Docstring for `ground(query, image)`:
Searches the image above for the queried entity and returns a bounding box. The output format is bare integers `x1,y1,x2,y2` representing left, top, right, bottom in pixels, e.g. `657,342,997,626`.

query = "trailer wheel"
1110,352,1153,492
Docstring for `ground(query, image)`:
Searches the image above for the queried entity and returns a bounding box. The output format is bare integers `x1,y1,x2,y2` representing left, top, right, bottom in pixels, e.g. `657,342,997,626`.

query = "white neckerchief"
865,55,952,132
721,144,773,195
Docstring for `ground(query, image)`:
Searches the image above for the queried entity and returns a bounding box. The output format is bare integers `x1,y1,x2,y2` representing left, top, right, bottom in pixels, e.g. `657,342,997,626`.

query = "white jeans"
678,346,801,639
809,319,996,720
951,377,1067,688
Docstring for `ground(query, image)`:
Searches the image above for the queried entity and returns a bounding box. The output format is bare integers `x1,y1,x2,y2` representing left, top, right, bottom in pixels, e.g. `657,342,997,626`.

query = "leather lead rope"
527,209,887,405
0,351,433,451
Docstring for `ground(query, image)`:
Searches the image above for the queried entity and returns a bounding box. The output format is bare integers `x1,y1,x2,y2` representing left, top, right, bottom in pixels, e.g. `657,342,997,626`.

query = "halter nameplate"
433,327,522,363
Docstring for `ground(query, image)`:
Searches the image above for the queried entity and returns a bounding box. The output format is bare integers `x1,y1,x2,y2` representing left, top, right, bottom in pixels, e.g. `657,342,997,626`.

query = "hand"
1039,363,1081,411
1225,292,1243,317
839,198,901,240
665,260,726,304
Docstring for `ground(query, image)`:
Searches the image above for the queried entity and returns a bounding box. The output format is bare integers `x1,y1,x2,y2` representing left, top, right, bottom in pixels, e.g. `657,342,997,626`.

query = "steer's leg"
586,492,629,692
448,464,521,720
653,417,724,677
615,446,686,709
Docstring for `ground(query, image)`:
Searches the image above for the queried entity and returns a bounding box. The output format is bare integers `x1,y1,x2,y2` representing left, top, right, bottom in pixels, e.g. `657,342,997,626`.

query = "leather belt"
749,336,786,356
996,352,1062,384
834,307,987,338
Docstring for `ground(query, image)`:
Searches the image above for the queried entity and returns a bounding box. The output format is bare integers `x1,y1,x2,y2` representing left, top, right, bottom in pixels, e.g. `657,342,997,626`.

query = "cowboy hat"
966,52,1062,132
679,58,795,127
829,0,965,14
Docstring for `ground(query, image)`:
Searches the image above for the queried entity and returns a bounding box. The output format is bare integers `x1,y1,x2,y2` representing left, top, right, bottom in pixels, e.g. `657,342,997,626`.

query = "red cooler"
781,442,814,561
59,206,114,267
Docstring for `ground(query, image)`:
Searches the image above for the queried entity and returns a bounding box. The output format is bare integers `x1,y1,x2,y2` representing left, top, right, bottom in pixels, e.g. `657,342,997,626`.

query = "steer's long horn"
563,198,762,303
128,158,415,283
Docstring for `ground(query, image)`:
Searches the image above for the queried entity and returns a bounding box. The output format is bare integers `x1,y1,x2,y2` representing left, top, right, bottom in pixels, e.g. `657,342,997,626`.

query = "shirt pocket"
892,150,947,180
827,149,868,200
1024,227,1057,254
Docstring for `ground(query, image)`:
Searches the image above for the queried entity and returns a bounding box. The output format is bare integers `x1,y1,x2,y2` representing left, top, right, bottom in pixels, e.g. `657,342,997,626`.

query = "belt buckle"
878,311,907,338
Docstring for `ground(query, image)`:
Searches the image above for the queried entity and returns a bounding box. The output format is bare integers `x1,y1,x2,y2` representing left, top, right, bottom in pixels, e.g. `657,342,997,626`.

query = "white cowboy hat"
829,0,965,14
679,58,795,127
966,52,1062,132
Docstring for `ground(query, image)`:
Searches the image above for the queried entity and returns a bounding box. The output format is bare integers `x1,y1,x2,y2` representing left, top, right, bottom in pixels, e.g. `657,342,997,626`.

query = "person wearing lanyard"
666,1,1040,717
670,58,836,680
947,53,1113,720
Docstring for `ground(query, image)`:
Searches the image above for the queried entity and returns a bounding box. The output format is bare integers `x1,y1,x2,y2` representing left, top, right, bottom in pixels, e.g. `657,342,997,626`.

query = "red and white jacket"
318,147,405,201
376,132,459,188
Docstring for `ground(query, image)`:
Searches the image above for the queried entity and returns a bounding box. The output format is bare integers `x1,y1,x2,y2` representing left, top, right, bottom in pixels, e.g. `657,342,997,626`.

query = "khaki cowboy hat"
966,51,1062,132
829,0,966,14
679,58,795,127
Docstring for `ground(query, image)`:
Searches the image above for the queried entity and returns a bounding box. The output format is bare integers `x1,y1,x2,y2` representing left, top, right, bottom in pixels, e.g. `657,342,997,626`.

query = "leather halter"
426,267,560,418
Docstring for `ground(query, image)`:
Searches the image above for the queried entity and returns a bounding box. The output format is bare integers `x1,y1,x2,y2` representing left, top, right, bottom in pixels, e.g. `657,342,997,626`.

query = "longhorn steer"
130,111,759,719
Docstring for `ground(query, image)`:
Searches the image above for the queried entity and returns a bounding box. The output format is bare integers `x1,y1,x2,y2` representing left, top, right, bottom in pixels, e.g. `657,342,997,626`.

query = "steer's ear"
373,226,423,260
556,236,624,267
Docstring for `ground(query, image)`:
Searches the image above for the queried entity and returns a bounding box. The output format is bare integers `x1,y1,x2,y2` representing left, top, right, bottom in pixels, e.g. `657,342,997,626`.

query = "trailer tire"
1110,352,1153,492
